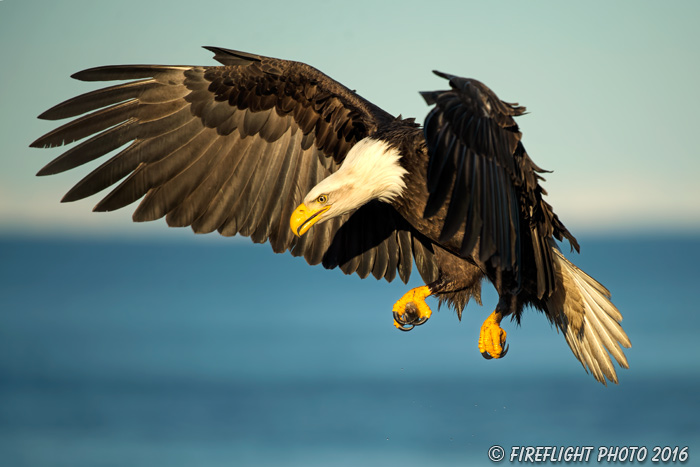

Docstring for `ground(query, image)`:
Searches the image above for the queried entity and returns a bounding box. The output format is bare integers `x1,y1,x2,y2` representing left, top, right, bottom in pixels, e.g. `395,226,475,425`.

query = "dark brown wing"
421,71,578,297
31,47,437,284
323,201,438,284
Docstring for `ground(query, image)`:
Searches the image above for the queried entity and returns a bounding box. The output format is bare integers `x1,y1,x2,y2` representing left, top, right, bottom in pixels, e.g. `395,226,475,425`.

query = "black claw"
392,303,429,332
393,311,415,331
480,343,509,360
412,316,429,326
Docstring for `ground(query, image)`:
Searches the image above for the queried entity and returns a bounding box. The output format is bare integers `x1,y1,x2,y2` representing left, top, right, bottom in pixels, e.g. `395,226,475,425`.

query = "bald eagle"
31,47,630,384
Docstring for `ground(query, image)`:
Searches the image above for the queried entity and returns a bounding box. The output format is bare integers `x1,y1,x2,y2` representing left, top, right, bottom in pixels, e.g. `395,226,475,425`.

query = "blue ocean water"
1,234,699,466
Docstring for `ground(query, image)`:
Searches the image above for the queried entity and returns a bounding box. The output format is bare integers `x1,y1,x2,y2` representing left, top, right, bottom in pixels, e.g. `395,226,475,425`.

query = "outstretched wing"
31,47,437,284
421,71,578,297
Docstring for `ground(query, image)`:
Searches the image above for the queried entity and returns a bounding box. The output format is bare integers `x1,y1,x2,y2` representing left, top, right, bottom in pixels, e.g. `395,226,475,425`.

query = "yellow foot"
478,311,509,359
392,286,433,332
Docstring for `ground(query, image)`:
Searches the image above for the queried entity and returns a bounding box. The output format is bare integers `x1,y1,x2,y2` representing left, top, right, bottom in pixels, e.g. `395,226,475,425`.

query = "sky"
1,0,698,238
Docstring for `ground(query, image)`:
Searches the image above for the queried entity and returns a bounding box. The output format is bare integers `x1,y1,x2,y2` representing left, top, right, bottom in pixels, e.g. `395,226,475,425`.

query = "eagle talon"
393,311,410,326
393,319,415,332
478,310,509,359
391,286,433,331
393,310,426,331
412,316,429,326
481,343,509,360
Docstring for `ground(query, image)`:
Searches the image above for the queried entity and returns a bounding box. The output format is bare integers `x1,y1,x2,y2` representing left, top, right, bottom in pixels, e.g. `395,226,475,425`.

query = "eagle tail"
546,243,631,385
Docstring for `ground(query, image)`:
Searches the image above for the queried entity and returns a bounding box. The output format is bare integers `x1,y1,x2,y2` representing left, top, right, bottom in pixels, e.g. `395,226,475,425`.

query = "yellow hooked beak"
290,203,331,237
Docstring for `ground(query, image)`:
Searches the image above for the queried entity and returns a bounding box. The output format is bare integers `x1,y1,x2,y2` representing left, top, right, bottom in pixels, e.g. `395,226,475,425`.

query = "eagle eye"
316,194,328,204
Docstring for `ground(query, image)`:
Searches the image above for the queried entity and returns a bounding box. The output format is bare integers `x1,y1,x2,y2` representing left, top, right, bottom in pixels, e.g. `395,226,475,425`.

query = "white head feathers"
303,137,408,218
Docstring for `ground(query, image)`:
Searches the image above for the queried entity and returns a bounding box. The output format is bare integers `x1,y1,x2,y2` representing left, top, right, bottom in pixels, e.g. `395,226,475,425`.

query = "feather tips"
548,247,631,385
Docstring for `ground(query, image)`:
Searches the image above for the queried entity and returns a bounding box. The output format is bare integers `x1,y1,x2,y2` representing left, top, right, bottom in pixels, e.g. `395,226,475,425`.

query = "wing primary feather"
339,215,361,276
270,131,308,252
237,130,295,237
94,126,211,213
439,143,468,242
134,130,223,222
177,136,250,230
384,231,399,283
496,168,510,268
31,100,139,148
372,232,390,280
165,133,241,227
478,157,497,263
37,120,135,176
460,153,482,256
249,129,296,243
531,226,546,299
61,116,201,203
218,136,271,236
268,132,306,251
358,208,381,279
356,238,374,279
423,153,455,219
320,219,342,271
413,236,438,284
426,116,451,193
38,79,162,120
397,230,413,284
190,136,258,233
71,65,190,82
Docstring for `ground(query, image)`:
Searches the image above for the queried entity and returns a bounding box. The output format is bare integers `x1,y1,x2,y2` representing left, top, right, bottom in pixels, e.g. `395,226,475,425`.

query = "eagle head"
290,138,408,237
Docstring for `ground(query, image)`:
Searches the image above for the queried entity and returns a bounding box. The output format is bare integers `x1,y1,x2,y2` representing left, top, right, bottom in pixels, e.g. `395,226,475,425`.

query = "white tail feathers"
547,243,631,385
